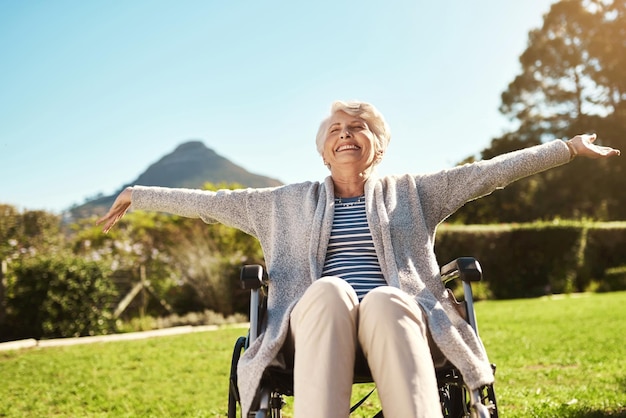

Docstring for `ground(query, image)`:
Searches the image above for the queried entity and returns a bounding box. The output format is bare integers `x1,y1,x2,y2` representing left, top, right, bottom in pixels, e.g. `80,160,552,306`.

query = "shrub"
115,309,248,333
435,221,626,299
4,254,117,340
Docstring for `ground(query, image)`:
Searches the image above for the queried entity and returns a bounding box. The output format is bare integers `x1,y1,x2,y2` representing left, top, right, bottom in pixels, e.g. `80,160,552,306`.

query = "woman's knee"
361,286,412,309
360,287,427,329
304,276,359,306
292,277,359,324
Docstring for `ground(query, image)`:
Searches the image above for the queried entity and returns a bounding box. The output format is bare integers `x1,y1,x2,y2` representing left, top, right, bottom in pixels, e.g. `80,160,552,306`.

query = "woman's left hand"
569,134,621,159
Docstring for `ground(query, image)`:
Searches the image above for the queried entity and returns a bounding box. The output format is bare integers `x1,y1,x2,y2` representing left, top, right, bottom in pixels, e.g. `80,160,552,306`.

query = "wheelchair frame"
229,257,498,418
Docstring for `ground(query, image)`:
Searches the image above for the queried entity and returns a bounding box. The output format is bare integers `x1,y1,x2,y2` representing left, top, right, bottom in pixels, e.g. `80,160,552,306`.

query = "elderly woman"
98,100,620,418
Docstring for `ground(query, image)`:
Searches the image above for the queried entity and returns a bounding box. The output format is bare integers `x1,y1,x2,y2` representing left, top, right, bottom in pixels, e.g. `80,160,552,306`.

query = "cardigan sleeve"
415,139,571,226
130,185,260,237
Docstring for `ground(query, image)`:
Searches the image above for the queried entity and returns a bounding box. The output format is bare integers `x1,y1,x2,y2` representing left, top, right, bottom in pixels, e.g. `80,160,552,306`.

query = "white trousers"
287,277,443,418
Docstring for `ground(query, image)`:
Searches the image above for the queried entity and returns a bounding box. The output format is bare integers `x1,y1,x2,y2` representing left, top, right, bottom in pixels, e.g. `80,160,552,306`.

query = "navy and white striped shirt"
322,196,387,300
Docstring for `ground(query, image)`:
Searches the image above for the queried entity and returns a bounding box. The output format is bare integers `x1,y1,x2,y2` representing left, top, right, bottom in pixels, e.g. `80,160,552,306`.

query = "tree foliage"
4,254,116,340
71,210,182,313
69,181,264,316
1,182,264,340
0,204,64,262
451,0,626,223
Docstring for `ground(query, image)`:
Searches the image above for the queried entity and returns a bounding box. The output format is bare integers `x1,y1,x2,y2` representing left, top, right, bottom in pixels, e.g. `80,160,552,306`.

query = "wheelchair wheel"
440,382,464,417
228,336,247,418
440,383,497,418
438,367,498,418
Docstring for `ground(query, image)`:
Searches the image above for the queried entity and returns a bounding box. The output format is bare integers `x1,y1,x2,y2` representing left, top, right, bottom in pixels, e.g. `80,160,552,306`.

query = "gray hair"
315,100,391,159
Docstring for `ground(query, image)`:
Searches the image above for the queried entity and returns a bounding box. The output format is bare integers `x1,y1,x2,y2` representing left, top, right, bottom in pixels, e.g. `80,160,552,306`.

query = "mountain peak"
133,141,281,189
70,140,283,218
173,140,212,152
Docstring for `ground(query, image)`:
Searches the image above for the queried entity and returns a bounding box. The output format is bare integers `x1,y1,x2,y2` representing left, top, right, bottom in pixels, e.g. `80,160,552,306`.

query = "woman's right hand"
96,187,133,233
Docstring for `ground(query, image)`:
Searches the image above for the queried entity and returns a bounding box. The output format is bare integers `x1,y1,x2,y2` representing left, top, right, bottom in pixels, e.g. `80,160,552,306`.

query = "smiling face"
322,110,378,173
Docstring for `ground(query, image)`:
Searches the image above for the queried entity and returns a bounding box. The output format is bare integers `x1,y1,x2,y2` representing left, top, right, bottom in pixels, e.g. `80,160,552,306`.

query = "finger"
97,212,117,230
603,147,621,156
590,146,620,159
103,217,118,234
96,211,116,226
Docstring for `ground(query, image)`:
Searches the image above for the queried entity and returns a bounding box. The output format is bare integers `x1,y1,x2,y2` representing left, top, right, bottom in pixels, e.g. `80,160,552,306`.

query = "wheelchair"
228,257,498,418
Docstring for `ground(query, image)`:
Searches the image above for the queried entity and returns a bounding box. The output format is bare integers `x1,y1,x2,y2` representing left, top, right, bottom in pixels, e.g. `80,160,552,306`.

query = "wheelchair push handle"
440,257,483,284
240,264,268,290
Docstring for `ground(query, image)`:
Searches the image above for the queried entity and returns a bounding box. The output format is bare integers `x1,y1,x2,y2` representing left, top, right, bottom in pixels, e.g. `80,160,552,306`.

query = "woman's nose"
340,129,351,139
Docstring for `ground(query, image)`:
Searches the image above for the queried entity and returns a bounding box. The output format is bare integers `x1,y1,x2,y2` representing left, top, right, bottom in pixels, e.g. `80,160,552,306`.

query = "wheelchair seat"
228,257,498,418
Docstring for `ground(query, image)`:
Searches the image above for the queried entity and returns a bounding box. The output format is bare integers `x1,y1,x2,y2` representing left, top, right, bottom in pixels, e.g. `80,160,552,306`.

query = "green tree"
163,182,264,315
0,204,64,262
70,211,181,318
165,218,261,315
0,205,66,336
70,182,264,317
451,0,626,223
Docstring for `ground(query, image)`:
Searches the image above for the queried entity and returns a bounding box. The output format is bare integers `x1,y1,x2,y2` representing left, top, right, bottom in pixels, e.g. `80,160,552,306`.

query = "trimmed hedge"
435,221,626,299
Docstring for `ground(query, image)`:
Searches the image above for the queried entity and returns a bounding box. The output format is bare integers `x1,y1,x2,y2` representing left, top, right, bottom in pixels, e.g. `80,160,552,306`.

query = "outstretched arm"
566,133,620,159
96,185,262,237
96,187,132,233
417,133,620,226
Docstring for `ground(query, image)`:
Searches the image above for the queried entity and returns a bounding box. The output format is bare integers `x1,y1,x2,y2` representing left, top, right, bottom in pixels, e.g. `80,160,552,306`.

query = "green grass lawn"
476,292,626,418
1,292,625,417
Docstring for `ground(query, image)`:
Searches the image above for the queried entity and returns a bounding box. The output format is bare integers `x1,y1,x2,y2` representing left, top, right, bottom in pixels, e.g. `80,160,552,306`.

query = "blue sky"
0,0,556,213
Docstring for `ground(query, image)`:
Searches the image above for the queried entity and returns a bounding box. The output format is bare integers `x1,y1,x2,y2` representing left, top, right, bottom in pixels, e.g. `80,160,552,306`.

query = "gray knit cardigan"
130,139,571,415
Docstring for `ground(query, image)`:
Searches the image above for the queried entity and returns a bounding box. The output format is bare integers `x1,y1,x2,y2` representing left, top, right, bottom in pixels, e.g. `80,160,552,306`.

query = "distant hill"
70,141,283,218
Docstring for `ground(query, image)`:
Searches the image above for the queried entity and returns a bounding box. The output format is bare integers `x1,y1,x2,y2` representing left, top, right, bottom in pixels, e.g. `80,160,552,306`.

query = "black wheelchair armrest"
240,265,268,290
440,257,483,284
